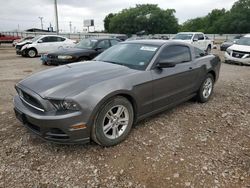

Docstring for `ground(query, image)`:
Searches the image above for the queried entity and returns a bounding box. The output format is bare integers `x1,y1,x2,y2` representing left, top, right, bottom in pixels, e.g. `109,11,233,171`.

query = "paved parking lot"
0,44,249,187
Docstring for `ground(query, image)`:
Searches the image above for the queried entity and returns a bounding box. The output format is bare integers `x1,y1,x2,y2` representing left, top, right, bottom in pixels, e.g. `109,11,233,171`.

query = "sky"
0,0,238,33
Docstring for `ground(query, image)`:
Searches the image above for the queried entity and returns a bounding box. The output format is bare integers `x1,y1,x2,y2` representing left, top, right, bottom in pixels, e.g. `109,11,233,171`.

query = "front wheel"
196,74,214,103
27,49,37,58
92,96,134,147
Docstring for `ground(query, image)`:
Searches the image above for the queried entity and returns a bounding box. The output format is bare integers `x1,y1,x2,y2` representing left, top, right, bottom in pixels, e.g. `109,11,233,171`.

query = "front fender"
71,79,137,126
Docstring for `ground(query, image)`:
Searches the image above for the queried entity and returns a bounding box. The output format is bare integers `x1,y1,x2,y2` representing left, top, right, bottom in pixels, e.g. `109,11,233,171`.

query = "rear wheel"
197,74,214,103
91,96,134,146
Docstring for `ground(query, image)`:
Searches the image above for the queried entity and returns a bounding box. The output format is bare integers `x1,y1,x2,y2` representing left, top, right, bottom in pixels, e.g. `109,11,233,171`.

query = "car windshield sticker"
140,46,157,52
139,62,145,66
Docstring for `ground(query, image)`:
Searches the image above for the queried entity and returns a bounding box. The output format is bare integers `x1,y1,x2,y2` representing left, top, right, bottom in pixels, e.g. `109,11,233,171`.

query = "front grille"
232,50,250,58
18,89,45,112
16,45,22,50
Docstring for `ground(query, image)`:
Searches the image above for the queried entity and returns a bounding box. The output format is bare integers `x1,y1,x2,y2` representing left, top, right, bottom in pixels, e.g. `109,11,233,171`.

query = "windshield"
236,37,250,46
94,43,159,70
31,36,41,43
75,39,98,49
173,33,193,40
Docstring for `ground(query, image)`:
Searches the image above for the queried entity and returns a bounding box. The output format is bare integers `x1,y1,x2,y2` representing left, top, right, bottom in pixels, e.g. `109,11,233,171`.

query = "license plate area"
14,108,26,123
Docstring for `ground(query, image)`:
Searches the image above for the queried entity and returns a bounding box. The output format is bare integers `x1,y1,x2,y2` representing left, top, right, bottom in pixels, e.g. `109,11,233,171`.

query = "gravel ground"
0,44,249,188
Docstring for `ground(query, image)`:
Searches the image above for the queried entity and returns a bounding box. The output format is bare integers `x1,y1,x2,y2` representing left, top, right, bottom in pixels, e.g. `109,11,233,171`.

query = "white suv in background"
16,35,76,58
172,32,213,53
225,34,250,65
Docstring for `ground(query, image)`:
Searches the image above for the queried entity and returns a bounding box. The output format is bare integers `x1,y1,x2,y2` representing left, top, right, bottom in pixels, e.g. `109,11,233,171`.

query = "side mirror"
95,47,102,51
157,60,176,68
37,39,43,43
193,38,198,42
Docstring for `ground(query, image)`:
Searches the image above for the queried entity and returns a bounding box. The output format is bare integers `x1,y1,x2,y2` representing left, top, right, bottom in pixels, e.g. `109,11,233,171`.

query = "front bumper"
224,52,250,65
16,49,23,55
14,95,90,144
43,56,77,65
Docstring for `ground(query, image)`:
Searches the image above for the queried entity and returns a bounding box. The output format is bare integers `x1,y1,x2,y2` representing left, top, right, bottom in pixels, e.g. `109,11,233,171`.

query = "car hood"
48,47,94,56
221,42,233,46
17,40,32,46
228,44,250,52
18,61,137,99
171,39,192,43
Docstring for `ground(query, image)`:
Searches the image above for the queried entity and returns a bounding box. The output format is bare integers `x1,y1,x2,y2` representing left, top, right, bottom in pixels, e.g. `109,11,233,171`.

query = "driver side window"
159,45,191,63
40,37,51,43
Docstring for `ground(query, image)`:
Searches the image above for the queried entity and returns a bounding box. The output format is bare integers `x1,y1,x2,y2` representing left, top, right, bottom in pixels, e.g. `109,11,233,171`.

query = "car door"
150,45,199,111
35,36,53,54
49,36,66,51
197,34,206,50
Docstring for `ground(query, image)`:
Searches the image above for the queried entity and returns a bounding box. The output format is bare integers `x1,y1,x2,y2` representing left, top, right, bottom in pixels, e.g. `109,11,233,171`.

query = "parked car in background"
16,35,75,58
224,34,250,65
13,36,34,47
172,32,213,53
0,33,20,45
14,40,221,146
220,35,242,51
41,38,121,65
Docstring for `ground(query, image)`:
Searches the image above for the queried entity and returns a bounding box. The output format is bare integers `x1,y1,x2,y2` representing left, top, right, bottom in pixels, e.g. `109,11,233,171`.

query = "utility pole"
69,21,72,33
38,17,43,30
54,0,59,34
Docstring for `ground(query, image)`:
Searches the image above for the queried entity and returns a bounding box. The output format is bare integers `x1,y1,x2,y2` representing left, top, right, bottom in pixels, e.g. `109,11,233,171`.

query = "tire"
91,96,134,147
196,73,214,103
27,48,37,58
206,45,211,54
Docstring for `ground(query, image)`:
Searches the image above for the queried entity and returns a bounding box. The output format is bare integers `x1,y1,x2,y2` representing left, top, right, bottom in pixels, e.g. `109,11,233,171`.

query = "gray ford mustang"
14,40,221,146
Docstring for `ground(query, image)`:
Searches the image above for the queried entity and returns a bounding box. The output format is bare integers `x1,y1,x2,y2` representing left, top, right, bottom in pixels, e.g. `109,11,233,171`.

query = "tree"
180,0,250,34
105,4,178,34
104,13,116,32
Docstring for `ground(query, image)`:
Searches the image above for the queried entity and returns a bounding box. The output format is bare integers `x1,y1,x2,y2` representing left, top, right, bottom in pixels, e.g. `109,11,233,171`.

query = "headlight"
58,55,73,60
226,48,232,54
50,100,80,111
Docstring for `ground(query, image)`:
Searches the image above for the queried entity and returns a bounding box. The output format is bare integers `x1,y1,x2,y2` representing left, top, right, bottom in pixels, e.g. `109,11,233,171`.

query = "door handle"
189,67,193,70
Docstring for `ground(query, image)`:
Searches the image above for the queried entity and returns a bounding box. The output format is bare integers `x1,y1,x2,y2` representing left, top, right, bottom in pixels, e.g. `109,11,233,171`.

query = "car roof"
244,34,250,38
122,39,193,47
38,35,66,38
83,37,118,40
177,32,204,34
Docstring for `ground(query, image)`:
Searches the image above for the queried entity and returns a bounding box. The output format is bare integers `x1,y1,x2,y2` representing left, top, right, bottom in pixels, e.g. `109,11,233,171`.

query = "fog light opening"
70,123,87,131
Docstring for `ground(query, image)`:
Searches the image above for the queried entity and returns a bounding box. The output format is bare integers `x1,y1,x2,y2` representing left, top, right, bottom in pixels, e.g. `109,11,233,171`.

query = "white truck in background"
172,32,213,53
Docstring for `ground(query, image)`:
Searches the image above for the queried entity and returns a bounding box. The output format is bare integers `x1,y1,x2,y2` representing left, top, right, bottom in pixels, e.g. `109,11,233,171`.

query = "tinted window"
110,39,119,46
41,37,51,43
50,36,65,42
97,40,110,49
193,34,199,41
57,37,66,42
194,47,206,58
198,34,204,40
159,45,191,63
